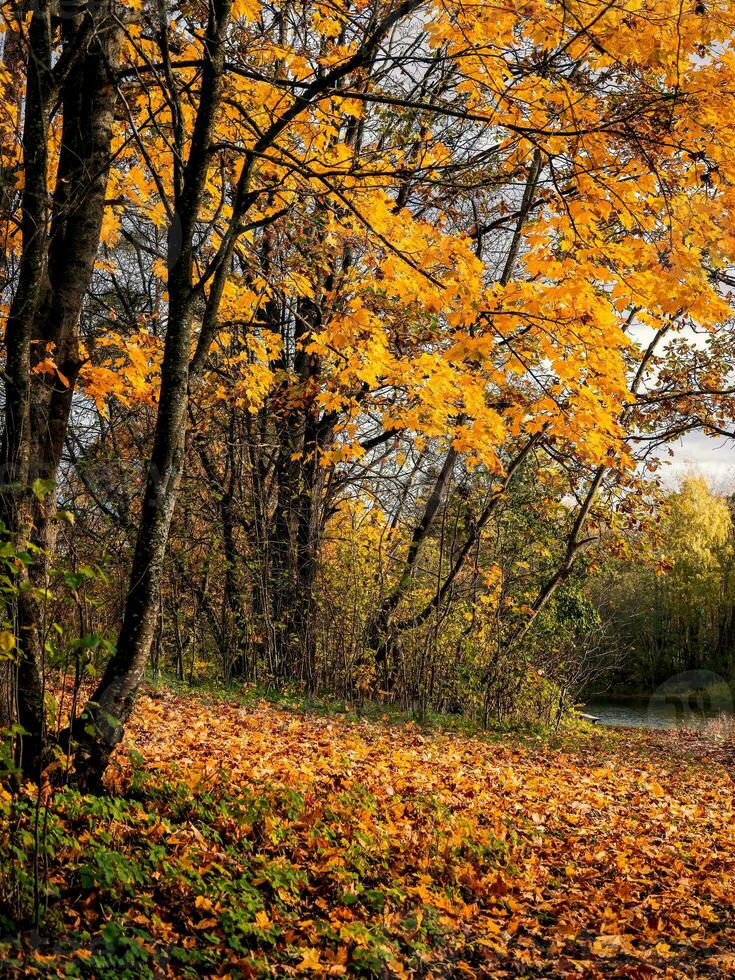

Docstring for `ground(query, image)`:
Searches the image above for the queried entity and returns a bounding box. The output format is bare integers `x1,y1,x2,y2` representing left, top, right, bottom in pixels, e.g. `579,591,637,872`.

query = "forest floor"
1,687,734,978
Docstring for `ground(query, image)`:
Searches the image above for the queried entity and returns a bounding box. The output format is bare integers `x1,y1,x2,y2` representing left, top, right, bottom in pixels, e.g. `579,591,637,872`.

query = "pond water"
585,697,734,730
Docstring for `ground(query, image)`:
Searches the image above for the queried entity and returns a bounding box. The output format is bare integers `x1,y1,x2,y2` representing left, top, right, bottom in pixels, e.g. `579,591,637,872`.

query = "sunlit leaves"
14,0,726,483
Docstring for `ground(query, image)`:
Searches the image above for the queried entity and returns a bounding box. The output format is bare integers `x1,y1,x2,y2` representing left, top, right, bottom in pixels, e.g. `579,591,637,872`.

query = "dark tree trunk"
1,2,121,777
71,0,234,791
264,290,334,689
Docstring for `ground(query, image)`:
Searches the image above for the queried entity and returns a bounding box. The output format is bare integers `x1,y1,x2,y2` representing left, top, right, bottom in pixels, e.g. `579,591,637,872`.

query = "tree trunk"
264,290,333,689
71,0,234,791
1,2,121,778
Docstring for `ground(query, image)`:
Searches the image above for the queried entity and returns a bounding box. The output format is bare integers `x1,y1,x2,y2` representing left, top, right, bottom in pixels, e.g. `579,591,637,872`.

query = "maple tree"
0,0,124,776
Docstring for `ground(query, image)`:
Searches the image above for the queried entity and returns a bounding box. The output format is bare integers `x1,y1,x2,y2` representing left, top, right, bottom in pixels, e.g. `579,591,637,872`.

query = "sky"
664,431,735,490
625,321,735,492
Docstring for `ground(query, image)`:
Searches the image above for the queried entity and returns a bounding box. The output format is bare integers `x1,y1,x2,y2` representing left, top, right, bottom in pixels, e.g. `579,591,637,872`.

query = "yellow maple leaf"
297,946,325,972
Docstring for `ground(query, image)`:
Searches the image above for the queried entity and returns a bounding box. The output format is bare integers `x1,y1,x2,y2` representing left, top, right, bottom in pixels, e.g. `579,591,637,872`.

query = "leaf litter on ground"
1,687,733,977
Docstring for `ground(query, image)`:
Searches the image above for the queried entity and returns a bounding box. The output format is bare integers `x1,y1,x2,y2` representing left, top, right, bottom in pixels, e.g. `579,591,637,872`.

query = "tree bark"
71,0,234,790
1,2,121,778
